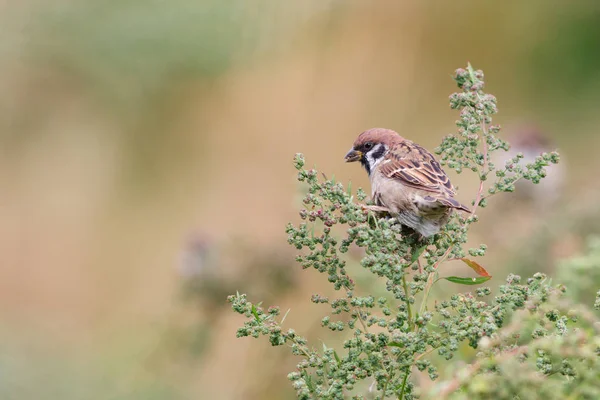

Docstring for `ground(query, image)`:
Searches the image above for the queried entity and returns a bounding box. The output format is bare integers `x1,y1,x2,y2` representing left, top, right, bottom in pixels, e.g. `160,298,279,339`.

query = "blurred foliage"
171,237,298,360
179,237,298,309
26,0,345,114
556,236,600,307
435,233,600,399
529,6,600,114
32,0,250,112
507,199,600,278
6,0,346,186
430,281,600,400
0,333,182,400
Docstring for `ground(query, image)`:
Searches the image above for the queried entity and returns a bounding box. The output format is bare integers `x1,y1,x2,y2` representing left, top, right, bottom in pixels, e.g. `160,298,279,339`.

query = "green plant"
427,275,600,400
226,65,593,399
556,236,600,306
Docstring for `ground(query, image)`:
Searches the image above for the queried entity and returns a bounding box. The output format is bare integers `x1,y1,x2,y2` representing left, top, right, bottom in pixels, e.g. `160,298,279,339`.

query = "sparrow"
344,128,470,237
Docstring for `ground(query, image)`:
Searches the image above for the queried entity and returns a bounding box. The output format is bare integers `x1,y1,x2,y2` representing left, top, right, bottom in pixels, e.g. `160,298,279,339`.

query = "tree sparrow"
345,128,470,237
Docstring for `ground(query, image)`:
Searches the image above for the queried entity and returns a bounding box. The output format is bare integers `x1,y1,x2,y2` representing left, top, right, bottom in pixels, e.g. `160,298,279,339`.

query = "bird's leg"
361,205,389,230
360,204,390,214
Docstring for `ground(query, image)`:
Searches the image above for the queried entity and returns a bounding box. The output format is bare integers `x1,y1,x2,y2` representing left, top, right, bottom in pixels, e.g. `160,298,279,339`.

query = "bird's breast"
370,172,412,213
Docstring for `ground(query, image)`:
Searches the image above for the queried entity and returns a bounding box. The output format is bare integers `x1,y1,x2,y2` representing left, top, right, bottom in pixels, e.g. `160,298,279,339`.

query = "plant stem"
356,307,393,396
355,307,370,333
418,119,490,321
381,376,390,399
437,346,527,398
418,246,453,319
290,337,312,358
418,275,434,319
414,346,437,362
469,119,489,218
402,274,414,330
398,367,410,399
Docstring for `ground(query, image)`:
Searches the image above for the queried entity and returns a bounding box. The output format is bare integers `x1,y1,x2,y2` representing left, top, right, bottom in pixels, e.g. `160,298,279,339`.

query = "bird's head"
344,128,404,175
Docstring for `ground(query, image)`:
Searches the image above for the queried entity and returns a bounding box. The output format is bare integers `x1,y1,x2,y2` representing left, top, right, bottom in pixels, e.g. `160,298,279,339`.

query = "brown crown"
353,128,405,148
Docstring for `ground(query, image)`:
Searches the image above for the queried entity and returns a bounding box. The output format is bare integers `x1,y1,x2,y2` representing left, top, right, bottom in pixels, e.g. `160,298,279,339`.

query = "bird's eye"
364,142,373,150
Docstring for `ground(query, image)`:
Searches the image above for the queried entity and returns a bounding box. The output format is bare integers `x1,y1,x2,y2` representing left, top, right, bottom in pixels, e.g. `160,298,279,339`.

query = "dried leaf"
460,258,491,277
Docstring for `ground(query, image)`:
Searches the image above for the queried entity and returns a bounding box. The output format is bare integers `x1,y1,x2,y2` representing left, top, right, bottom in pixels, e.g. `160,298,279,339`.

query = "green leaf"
460,258,491,277
303,371,315,392
388,342,404,348
251,304,261,321
445,276,492,285
411,245,427,264
333,350,341,365
467,62,476,81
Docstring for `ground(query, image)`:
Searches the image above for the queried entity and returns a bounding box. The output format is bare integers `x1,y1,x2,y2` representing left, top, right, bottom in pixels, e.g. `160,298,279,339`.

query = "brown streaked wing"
380,142,456,196
424,195,471,213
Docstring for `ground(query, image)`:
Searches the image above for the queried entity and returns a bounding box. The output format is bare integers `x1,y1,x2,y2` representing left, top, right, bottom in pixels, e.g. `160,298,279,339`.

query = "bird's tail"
439,197,471,213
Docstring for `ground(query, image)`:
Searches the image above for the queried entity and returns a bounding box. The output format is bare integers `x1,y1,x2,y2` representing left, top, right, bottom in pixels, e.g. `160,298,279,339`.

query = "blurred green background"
1,1,600,399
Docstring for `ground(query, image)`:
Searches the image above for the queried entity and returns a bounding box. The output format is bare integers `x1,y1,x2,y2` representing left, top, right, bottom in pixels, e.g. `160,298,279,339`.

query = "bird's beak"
344,148,362,162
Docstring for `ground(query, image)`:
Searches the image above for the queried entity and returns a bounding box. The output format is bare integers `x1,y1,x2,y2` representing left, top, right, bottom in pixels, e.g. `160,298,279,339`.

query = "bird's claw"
360,204,390,214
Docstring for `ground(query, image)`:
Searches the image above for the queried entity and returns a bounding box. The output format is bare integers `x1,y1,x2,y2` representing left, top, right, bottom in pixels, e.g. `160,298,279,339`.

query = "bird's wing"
380,141,457,197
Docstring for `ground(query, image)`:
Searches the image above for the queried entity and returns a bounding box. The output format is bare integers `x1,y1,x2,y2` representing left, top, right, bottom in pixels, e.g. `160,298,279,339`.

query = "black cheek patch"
371,145,386,160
